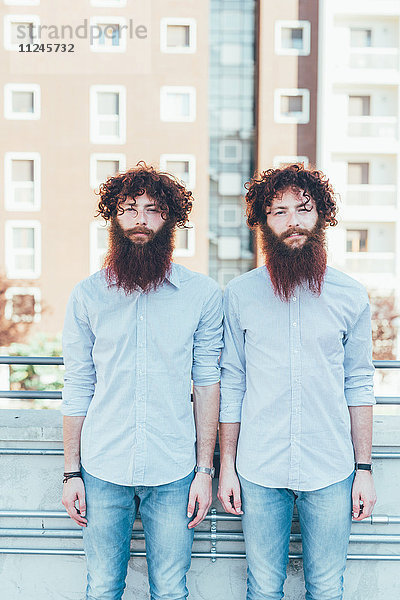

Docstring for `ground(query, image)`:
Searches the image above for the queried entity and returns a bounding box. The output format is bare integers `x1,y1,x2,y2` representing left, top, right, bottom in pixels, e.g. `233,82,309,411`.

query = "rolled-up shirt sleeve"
191,281,223,386
219,286,246,423
61,284,96,416
344,297,375,407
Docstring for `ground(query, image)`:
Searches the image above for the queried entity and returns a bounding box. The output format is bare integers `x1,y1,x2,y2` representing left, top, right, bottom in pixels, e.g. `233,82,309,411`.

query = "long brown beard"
260,218,327,302
103,219,175,294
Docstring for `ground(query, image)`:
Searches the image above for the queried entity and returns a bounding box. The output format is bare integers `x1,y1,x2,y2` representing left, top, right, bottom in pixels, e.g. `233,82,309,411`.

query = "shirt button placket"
135,295,147,484
289,292,301,489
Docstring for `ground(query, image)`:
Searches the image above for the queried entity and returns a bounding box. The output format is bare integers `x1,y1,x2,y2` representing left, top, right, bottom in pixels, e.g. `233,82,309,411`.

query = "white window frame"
5,220,41,279
4,152,41,211
159,154,196,189
275,20,311,56
273,155,309,169
90,153,126,188
90,221,108,274
160,18,197,54
90,85,126,144
173,222,195,258
4,83,41,120
4,286,41,323
218,204,242,228
160,86,196,123
90,0,127,6
274,88,310,124
89,17,127,53
3,14,41,51
219,140,242,164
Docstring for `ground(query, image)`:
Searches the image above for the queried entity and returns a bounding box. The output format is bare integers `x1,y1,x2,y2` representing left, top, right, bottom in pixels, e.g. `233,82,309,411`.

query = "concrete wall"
0,409,400,599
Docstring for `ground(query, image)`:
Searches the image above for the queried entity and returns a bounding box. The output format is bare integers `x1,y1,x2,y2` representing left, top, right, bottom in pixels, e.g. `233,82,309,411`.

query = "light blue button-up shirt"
220,266,375,491
62,264,223,486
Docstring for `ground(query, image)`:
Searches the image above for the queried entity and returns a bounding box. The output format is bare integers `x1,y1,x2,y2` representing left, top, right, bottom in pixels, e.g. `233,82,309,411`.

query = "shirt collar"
106,263,180,290
165,263,180,289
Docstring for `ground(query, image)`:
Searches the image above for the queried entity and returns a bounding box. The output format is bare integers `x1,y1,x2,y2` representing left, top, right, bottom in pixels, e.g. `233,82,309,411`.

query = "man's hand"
352,471,377,521
187,473,212,528
217,467,243,515
62,477,88,527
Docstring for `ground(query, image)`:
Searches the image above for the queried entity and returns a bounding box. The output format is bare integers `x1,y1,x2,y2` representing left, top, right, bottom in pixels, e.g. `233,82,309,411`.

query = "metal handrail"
0,357,399,402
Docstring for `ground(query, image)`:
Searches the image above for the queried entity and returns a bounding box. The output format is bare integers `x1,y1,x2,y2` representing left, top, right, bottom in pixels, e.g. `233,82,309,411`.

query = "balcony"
345,185,397,207
334,47,400,84
340,185,398,221
349,47,399,71
347,116,397,140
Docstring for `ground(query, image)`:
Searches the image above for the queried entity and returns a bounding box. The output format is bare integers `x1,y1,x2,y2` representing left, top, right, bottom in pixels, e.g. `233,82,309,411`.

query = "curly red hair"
96,162,193,228
245,164,338,228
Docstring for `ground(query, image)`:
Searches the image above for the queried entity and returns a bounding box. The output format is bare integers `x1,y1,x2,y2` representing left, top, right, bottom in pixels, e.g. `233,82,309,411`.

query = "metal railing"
0,357,400,561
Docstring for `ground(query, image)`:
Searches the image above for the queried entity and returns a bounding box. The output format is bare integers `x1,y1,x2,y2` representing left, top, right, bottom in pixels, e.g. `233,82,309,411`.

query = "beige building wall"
0,0,209,336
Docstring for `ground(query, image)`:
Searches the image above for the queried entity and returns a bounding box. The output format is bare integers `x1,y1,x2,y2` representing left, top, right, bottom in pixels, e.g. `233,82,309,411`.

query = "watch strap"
355,463,372,472
195,465,215,478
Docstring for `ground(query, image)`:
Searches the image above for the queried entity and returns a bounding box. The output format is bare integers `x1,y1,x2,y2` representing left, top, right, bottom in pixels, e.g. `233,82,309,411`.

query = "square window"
90,222,109,274
4,153,41,211
4,287,41,323
218,173,243,196
220,43,242,65
90,86,126,144
174,223,195,257
350,28,372,48
160,18,196,53
275,21,311,56
346,229,368,252
347,163,369,185
273,156,309,169
274,89,310,124
219,204,242,228
5,220,41,279
160,86,196,122
348,96,371,117
160,154,196,189
217,236,241,260
4,15,40,51
90,18,127,52
219,141,242,163
4,84,40,120
90,154,126,188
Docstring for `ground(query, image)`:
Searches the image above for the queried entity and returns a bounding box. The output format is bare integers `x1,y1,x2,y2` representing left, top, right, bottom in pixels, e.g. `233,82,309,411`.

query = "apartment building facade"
0,0,209,334
1,0,399,347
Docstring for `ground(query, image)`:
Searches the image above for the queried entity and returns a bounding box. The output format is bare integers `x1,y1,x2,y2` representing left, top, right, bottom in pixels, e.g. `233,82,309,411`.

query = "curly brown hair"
96,162,193,228
245,164,338,228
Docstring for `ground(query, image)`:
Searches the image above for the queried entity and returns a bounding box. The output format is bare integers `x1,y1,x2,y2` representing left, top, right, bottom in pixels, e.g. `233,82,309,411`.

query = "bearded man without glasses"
218,164,377,600
61,164,223,600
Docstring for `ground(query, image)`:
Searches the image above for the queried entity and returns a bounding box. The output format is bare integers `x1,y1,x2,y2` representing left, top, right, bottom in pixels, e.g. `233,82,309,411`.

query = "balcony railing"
349,47,399,70
0,357,399,563
347,116,397,139
344,253,395,274
345,185,397,207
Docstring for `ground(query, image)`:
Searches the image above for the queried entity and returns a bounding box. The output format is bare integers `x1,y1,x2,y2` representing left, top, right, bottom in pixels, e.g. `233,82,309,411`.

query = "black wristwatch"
354,463,372,473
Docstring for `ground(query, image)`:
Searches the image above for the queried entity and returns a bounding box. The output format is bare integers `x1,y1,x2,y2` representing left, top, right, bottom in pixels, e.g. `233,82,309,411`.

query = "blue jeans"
81,468,195,600
239,473,354,600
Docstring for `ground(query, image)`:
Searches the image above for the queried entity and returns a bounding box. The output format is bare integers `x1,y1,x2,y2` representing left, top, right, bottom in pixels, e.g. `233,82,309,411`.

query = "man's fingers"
65,502,87,526
78,490,86,517
218,488,240,515
188,496,211,528
187,490,197,518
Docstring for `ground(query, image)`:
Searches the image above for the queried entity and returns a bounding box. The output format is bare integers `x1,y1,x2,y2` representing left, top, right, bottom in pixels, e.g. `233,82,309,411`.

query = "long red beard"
260,218,327,302
103,219,175,294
